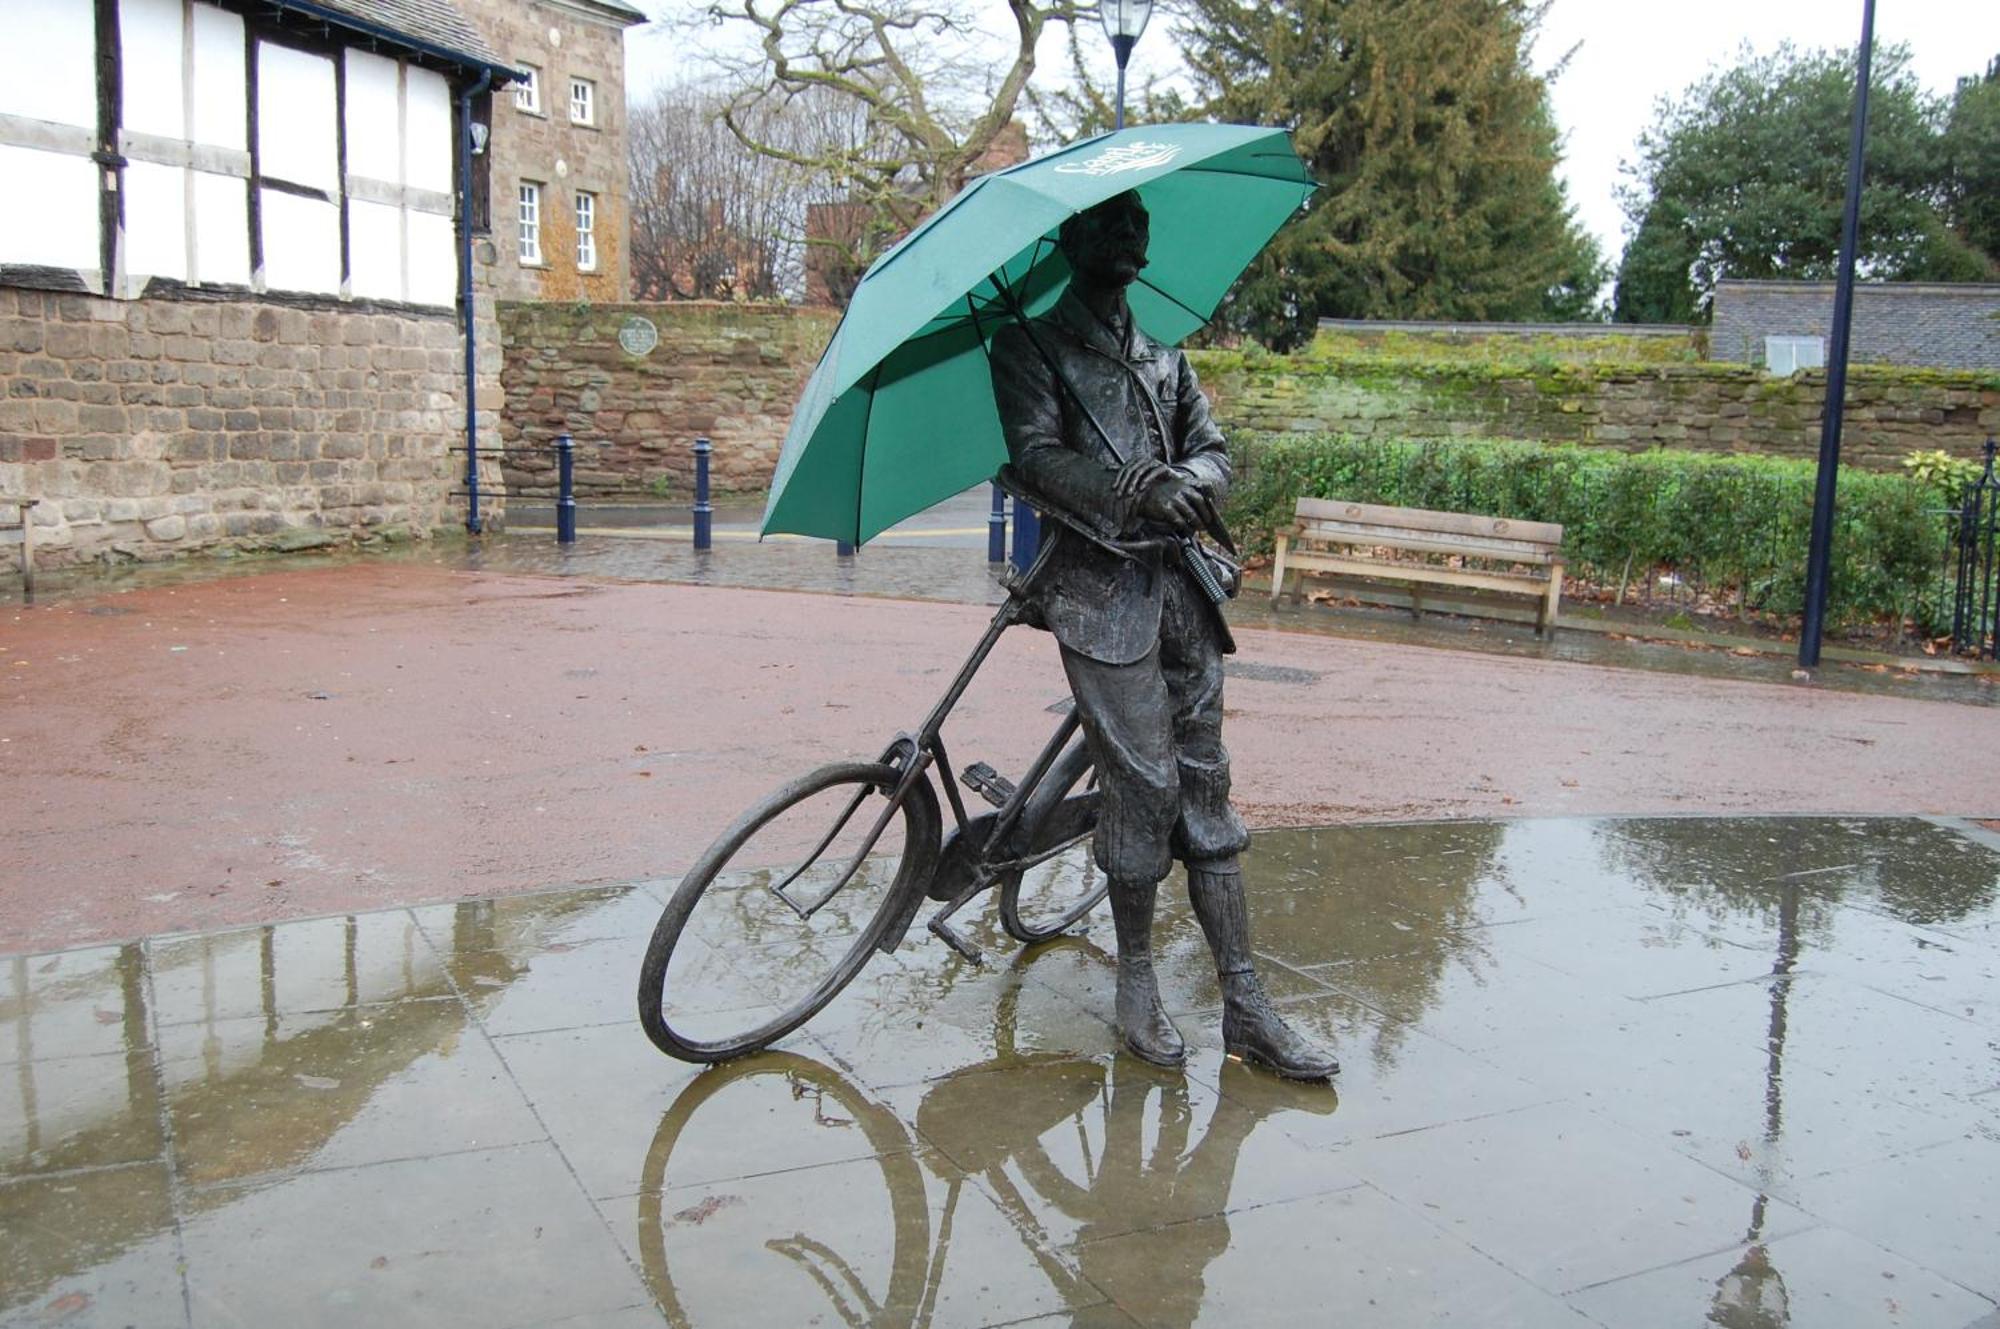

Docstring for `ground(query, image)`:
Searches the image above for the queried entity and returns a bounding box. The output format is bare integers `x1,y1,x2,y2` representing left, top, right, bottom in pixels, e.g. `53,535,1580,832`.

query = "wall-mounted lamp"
469,122,489,155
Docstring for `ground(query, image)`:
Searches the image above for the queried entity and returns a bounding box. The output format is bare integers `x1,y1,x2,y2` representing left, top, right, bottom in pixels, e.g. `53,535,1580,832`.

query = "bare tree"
682,0,1090,291
628,80,886,302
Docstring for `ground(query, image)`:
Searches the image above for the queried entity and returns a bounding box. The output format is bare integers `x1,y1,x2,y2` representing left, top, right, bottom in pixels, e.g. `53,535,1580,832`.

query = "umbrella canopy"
760,123,1315,545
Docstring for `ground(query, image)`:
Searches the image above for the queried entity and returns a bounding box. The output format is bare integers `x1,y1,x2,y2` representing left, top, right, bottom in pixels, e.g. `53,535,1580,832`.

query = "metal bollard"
1009,502,1041,575
988,483,1007,562
554,434,577,544
692,436,713,551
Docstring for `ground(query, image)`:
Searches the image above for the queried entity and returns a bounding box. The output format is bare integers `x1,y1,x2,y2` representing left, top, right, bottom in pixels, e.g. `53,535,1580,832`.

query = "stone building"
458,0,645,302
1711,279,2000,372
0,0,522,569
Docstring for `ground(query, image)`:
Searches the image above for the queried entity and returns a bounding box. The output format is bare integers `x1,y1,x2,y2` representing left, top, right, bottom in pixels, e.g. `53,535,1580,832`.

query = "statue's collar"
1052,288,1160,364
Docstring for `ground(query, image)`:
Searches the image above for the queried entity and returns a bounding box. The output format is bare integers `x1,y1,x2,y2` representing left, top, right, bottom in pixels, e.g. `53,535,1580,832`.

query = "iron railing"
1946,439,1999,658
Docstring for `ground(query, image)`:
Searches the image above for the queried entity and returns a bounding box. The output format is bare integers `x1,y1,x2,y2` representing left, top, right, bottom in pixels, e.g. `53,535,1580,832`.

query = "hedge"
1225,433,1949,630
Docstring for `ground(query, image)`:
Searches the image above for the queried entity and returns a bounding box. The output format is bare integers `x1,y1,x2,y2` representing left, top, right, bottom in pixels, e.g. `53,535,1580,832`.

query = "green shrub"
1227,434,1949,630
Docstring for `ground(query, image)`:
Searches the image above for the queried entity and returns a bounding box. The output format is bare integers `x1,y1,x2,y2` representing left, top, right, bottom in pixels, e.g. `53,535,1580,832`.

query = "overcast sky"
625,1,2000,268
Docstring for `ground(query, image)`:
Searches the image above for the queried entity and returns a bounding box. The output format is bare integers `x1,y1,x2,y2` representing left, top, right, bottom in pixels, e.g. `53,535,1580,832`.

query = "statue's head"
1058,191,1149,291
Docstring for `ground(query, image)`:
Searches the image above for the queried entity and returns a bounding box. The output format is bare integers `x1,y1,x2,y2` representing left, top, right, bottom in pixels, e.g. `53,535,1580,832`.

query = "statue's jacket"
988,290,1231,666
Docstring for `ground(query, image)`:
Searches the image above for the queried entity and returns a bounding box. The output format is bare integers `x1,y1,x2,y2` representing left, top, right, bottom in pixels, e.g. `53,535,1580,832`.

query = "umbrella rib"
1132,275,1211,328
855,361,883,544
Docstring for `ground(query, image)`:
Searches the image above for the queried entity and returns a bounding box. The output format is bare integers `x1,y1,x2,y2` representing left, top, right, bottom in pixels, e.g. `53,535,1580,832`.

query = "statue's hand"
1138,475,1204,533
1112,458,1173,502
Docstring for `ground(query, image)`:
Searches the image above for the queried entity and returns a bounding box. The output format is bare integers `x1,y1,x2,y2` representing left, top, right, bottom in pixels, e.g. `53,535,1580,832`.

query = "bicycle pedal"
960,762,1016,809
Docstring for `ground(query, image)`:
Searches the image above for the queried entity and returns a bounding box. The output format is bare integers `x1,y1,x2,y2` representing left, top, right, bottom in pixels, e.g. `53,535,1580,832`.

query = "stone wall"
489,306,1999,505
1193,354,2000,469
0,284,504,568
1710,280,2000,370
496,301,838,496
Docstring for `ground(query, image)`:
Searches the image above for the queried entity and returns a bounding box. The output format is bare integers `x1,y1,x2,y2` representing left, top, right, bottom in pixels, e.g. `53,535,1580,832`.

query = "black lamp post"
1798,0,1876,670
1101,0,1153,130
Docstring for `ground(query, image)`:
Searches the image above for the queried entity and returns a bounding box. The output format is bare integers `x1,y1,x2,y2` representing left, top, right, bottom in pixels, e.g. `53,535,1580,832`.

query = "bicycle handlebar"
993,466,1176,561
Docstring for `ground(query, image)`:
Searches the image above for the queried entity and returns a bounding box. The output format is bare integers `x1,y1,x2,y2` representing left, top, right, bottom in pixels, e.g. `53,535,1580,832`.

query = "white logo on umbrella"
1053,141,1182,176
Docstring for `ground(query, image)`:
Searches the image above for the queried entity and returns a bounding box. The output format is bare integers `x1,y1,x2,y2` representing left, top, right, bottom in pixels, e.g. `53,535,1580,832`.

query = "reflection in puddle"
2,818,1997,1324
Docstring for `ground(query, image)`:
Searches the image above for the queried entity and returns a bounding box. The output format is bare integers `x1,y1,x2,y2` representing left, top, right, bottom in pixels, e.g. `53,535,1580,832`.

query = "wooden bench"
1,497,37,598
1269,497,1565,635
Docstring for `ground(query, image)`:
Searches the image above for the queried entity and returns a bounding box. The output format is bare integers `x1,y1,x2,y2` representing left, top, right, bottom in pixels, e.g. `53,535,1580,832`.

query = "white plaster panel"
406,209,456,308
258,189,338,293
119,0,186,139
347,198,401,301
0,0,96,129
0,145,98,269
191,3,245,151
192,169,248,285
255,42,336,192
405,66,453,195
343,50,401,184
123,159,188,282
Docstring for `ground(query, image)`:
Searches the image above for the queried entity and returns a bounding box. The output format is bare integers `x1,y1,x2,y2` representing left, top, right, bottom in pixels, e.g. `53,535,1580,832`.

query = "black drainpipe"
458,71,492,533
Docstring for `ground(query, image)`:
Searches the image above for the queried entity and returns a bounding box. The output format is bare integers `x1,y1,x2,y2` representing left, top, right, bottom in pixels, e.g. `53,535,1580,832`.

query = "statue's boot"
1188,862,1340,1080
1108,876,1186,1067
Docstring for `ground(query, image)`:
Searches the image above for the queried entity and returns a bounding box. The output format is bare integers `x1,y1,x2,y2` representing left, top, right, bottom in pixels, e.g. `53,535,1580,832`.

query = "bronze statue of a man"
987,191,1339,1080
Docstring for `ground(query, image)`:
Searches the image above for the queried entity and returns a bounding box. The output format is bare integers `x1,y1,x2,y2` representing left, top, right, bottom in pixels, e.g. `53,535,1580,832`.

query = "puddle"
4,817,1998,1324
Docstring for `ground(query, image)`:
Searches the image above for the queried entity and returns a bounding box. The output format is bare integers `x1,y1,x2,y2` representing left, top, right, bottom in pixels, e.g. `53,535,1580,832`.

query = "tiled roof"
277,0,514,74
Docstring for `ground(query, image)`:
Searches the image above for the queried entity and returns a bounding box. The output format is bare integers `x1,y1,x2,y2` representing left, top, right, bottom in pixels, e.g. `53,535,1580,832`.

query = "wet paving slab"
4,815,2000,1327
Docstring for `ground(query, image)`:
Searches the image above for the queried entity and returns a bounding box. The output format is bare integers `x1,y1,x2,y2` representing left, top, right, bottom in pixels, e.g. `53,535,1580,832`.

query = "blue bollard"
554,434,577,544
692,437,712,550
988,483,1007,562
1010,501,1041,575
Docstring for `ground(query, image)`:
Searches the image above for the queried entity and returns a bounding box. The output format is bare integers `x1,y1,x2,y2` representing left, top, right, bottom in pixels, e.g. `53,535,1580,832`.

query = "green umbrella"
760,123,1315,545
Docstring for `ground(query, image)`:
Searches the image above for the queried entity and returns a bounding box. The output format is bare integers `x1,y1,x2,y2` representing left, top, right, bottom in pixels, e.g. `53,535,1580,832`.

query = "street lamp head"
1100,0,1152,57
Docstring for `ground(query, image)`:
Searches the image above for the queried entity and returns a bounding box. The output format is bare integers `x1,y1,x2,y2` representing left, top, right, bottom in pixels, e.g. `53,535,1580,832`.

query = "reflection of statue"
988,192,1335,1079
639,1043,1336,1329
923,1053,1335,1329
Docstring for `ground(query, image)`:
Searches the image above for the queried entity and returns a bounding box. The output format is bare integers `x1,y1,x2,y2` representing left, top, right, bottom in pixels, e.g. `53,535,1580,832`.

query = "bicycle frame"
763,476,1163,964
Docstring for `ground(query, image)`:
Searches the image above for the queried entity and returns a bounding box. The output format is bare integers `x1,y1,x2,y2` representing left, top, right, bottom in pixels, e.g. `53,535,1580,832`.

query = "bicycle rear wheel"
997,739,1106,944
638,761,941,1063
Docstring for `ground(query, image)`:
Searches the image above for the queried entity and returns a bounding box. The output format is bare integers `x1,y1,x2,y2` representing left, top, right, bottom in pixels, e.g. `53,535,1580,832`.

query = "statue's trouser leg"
1157,575,1338,1079
1059,642,1184,1066
1185,861,1340,1079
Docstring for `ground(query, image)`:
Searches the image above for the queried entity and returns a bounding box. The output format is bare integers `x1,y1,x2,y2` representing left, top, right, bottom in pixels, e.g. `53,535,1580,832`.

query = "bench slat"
1295,497,1564,547
1294,520,1557,565
1283,551,1553,597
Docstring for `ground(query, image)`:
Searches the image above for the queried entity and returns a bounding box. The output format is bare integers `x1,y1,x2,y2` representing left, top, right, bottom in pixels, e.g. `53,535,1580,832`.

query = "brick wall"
0,283,504,567
1193,355,1999,468
496,301,838,496
1711,280,2000,370
492,306,1999,508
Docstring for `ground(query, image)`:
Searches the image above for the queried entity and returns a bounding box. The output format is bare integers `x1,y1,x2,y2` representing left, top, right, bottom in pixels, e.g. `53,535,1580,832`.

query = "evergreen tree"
1613,44,1993,323
1942,57,2000,263
1180,0,1605,349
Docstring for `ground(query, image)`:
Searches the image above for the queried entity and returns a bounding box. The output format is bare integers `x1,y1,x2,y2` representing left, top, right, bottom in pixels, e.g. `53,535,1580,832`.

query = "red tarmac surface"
2,561,1993,954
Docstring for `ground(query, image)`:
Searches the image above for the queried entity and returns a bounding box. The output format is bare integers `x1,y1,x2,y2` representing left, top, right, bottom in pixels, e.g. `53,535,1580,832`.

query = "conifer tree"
1180,0,1604,349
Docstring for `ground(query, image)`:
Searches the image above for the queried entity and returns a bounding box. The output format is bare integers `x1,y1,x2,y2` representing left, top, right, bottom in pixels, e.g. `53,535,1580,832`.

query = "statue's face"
1063,192,1149,290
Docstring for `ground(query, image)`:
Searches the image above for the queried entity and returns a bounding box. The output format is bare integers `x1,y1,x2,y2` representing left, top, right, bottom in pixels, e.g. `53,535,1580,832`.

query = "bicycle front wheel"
638,761,941,1063
997,738,1106,944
